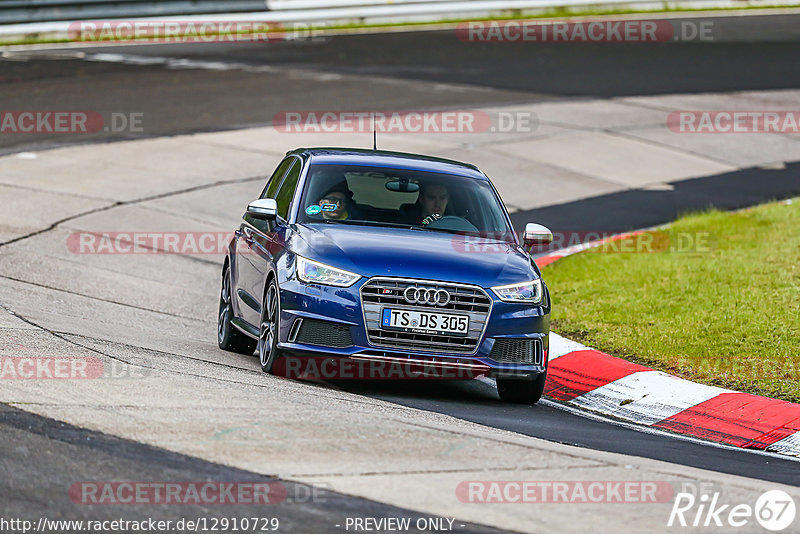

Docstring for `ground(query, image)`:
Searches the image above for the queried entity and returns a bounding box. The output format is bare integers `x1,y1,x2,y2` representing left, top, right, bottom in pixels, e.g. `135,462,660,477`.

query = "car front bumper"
275,278,549,379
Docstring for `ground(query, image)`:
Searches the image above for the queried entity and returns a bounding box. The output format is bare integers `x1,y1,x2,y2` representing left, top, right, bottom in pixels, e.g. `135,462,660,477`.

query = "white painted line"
548,332,588,360
571,370,731,426
767,431,800,457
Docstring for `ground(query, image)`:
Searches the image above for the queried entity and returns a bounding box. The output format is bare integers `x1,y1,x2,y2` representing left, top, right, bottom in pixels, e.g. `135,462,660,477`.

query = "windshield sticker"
422,213,442,225
305,205,322,215
320,203,338,212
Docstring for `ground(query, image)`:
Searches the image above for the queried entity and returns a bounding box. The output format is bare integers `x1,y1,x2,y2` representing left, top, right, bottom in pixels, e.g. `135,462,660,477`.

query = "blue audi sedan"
218,148,553,403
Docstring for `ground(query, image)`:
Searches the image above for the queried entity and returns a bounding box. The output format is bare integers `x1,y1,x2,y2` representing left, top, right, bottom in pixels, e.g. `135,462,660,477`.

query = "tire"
258,277,283,373
218,266,257,354
496,371,547,404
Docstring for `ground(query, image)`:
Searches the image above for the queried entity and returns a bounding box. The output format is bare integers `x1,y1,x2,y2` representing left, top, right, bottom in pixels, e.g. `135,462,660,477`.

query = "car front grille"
293,318,353,348
360,278,492,353
489,338,544,365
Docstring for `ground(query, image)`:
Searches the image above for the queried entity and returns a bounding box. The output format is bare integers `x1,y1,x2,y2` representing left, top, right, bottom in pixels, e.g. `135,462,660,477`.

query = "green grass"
542,199,800,403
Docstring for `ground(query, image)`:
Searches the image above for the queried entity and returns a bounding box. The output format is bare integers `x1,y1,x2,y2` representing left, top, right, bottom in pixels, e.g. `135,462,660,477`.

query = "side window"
261,157,294,199
274,160,302,220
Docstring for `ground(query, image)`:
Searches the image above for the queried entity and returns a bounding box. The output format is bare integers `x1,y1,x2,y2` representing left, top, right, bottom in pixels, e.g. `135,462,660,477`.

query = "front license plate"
381,308,469,336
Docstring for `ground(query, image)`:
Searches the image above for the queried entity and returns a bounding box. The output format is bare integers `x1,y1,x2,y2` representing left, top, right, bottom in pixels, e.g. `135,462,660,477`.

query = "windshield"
297,163,514,239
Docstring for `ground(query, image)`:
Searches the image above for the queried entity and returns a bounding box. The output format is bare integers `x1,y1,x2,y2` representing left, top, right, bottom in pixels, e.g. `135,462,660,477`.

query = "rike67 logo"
668,487,796,531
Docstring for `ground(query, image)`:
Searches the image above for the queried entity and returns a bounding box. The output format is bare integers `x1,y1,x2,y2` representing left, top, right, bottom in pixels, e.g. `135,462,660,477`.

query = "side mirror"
523,223,553,246
246,198,278,220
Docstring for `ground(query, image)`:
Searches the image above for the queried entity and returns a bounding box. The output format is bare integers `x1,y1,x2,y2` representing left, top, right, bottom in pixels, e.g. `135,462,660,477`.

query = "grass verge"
542,199,800,403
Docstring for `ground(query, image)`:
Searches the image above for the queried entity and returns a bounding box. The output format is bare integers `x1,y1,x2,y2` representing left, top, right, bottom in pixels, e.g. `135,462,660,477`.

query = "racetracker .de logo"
273,357,487,380
0,357,150,380
0,357,103,379
0,111,143,134
668,111,800,133
451,231,716,254
272,110,537,134
69,482,287,505
456,19,713,42
457,481,675,503
66,21,324,43
66,231,274,255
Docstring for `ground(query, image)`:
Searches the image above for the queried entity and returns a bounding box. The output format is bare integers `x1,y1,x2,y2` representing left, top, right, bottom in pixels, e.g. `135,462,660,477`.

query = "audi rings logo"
403,287,451,307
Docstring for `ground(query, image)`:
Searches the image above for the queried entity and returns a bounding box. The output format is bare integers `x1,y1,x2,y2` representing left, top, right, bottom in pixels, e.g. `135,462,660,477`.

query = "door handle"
236,227,254,244
242,227,254,244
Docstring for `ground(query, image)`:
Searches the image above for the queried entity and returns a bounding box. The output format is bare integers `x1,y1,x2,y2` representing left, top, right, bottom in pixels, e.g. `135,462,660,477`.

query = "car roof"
287,147,487,180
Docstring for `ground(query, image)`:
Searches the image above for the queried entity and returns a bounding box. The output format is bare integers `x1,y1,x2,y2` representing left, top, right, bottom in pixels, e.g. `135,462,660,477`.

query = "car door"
236,156,303,327
233,156,295,327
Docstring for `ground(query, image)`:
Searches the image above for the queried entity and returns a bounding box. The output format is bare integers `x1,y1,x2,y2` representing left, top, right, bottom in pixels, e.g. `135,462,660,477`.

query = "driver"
401,182,450,225
315,178,359,221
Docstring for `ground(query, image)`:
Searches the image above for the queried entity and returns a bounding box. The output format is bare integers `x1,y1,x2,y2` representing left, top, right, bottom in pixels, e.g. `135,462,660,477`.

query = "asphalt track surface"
2,12,800,528
510,162,800,233
332,379,800,486
0,405,505,533
3,12,800,153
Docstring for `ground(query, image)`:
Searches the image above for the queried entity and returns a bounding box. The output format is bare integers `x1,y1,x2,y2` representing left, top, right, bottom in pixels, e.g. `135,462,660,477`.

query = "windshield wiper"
407,225,459,235
313,219,491,237
319,219,415,229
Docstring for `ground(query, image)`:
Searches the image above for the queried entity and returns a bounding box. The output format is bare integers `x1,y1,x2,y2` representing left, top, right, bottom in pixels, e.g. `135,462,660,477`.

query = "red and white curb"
545,334,800,457
534,232,800,458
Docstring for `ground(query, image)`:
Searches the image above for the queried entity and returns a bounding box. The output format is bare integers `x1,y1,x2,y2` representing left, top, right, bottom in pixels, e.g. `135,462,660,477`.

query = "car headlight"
296,256,360,287
492,279,543,304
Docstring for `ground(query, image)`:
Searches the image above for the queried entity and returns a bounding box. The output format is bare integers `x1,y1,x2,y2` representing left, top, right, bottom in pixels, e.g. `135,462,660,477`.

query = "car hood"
293,223,537,288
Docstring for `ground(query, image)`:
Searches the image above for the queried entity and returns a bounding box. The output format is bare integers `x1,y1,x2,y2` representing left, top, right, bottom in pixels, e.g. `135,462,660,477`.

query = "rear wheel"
497,371,547,404
258,278,283,373
218,266,257,354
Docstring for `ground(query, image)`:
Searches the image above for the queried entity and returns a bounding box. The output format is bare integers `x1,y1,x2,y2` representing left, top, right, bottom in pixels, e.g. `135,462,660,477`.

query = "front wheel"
258,278,283,373
496,371,547,404
218,266,257,355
